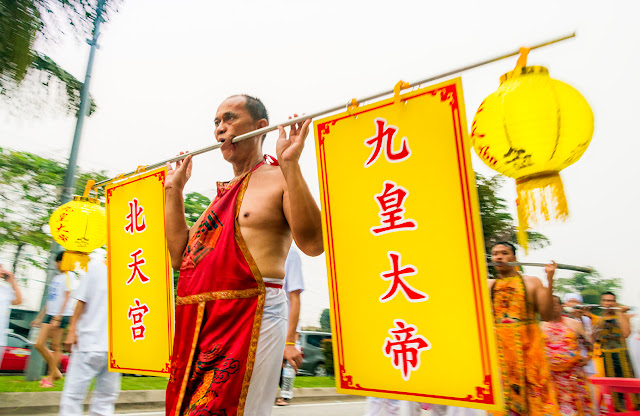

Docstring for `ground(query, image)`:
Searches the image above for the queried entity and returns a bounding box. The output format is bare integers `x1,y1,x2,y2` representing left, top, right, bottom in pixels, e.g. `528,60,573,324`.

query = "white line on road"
114,401,366,415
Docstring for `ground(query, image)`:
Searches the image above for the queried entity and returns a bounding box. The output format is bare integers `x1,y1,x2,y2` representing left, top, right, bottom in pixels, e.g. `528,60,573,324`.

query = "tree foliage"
0,0,119,115
554,270,622,302
476,172,550,254
0,147,108,273
320,308,331,333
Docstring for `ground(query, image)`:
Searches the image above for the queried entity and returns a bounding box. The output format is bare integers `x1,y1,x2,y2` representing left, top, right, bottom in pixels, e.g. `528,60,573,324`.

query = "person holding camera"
0,262,23,367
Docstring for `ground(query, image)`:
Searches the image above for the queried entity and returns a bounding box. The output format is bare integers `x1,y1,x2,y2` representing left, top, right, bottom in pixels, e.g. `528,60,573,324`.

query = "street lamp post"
25,0,106,381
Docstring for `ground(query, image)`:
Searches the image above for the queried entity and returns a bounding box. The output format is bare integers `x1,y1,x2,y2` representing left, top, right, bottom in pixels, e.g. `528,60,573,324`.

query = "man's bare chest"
238,178,286,228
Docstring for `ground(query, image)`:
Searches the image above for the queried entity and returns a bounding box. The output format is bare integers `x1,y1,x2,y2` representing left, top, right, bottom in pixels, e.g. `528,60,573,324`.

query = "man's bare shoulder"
563,316,583,334
522,275,543,287
254,163,285,183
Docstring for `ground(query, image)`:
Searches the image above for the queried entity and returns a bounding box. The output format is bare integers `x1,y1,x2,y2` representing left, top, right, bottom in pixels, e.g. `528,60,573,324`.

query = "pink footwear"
39,377,53,388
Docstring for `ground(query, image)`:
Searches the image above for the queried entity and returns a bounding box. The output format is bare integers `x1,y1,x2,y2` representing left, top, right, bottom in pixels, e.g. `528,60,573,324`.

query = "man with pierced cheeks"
164,95,323,416
488,241,560,416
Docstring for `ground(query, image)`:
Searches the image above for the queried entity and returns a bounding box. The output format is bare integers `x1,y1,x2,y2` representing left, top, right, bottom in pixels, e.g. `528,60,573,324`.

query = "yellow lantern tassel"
515,171,569,252
61,251,90,272
516,197,529,254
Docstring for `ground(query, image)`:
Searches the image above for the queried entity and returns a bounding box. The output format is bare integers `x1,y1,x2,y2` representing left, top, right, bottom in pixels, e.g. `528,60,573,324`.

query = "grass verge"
0,375,335,392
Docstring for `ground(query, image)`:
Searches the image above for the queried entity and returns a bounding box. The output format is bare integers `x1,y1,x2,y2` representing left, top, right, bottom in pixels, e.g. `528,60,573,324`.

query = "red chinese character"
379,251,427,303
126,248,150,285
364,118,411,168
127,298,150,342
383,319,431,380
124,198,146,235
371,181,418,235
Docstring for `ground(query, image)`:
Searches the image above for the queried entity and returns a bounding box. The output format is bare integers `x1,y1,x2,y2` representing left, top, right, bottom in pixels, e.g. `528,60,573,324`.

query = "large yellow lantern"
49,194,106,270
471,57,594,251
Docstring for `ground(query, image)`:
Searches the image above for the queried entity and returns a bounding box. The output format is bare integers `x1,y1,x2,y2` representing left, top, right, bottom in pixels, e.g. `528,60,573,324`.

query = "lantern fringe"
515,172,569,253
61,251,90,272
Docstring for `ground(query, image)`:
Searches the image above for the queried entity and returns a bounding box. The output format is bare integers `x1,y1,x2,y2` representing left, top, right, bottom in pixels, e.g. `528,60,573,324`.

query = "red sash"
166,159,270,416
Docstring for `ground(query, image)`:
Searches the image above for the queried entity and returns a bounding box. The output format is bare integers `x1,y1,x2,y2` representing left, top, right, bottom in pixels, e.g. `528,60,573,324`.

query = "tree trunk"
12,242,24,275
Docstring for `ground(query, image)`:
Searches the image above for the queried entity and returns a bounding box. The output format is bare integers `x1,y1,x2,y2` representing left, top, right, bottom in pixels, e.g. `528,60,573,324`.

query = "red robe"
166,159,270,416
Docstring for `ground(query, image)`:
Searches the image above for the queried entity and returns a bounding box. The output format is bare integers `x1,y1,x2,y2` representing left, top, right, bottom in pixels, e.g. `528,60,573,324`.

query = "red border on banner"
106,169,173,375
316,82,495,404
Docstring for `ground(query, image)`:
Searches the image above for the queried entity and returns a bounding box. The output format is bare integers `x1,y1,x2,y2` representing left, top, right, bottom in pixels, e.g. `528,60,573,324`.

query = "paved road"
32,400,368,416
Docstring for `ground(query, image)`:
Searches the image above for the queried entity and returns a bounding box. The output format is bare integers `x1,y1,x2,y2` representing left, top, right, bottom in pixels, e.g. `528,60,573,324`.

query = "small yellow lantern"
49,193,106,270
471,53,594,250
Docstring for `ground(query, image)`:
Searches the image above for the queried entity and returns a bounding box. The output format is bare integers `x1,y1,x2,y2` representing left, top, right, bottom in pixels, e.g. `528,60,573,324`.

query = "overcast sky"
1,1,638,325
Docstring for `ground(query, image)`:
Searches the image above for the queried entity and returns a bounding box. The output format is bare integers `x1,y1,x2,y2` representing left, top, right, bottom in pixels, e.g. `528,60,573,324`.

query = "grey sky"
0,1,638,325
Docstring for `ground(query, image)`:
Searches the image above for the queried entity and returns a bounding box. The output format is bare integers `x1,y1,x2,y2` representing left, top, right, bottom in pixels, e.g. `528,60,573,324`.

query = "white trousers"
244,282,288,416
366,398,422,416
429,405,487,416
59,351,122,416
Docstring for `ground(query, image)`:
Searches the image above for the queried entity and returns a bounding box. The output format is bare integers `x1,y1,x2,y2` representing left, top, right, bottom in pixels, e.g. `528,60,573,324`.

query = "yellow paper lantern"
471,64,594,250
49,196,106,254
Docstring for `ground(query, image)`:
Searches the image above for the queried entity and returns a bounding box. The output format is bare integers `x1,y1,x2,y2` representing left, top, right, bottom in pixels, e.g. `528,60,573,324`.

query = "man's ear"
258,119,268,130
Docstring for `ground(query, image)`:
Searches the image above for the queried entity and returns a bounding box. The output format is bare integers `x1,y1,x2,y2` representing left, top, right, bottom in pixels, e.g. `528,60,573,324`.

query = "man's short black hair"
55,251,64,262
492,241,517,255
229,94,269,142
602,291,616,300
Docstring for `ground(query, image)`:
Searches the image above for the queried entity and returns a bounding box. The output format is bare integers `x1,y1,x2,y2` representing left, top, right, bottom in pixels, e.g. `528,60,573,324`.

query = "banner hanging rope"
92,32,576,190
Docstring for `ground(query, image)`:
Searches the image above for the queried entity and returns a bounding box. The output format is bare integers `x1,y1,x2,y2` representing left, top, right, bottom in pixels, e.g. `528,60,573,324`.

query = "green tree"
0,0,120,115
554,270,622,301
476,172,550,254
320,308,331,332
0,147,108,273
184,192,211,227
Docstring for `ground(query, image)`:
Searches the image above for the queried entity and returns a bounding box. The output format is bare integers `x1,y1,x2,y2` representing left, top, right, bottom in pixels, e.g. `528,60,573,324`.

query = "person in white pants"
59,260,121,416
365,397,422,416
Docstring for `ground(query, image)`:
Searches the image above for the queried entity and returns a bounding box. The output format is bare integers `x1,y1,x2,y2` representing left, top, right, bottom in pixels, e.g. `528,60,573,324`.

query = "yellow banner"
314,78,503,410
106,167,174,377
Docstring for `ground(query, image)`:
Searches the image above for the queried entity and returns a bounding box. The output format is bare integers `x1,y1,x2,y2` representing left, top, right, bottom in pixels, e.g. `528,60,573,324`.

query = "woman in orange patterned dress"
489,242,560,416
541,296,593,416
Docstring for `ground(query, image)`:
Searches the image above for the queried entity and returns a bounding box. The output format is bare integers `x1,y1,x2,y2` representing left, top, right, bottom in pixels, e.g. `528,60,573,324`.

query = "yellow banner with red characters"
105,167,174,377
314,78,503,410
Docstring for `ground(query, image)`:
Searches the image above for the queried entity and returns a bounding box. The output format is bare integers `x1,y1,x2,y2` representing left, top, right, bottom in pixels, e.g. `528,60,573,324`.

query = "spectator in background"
563,293,595,377
541,295,594,416
591,291,637,411
276,247,304,406
60,259,121,415
31,251,76,387
0,262,23,367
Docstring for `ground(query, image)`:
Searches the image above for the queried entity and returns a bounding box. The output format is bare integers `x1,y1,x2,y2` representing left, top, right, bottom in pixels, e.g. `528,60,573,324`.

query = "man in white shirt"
60,260,121,415
276,247,305,406
0,262,23,367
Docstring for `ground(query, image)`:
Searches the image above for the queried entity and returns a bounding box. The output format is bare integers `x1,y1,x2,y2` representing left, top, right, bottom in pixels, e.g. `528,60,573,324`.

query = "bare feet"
49,368,63,382
276,398,289,406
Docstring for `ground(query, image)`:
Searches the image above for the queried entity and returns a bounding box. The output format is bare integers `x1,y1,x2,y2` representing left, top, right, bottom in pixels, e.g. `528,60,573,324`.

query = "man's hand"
545,261,557,283
49,317,61,328
579,356,591,367
165,152,192,192
30,319,41,328
276,115,312,166
64,327,77,353
283,344,303,372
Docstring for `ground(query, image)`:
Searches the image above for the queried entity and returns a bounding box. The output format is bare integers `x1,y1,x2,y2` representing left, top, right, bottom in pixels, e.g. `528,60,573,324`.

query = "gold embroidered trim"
175,302,205,416
235,171,266,415
176,288,264,305
237,293,265,416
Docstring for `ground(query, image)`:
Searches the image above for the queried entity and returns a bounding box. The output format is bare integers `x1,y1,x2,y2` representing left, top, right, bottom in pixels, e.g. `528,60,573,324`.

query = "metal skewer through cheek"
487,262,594,273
